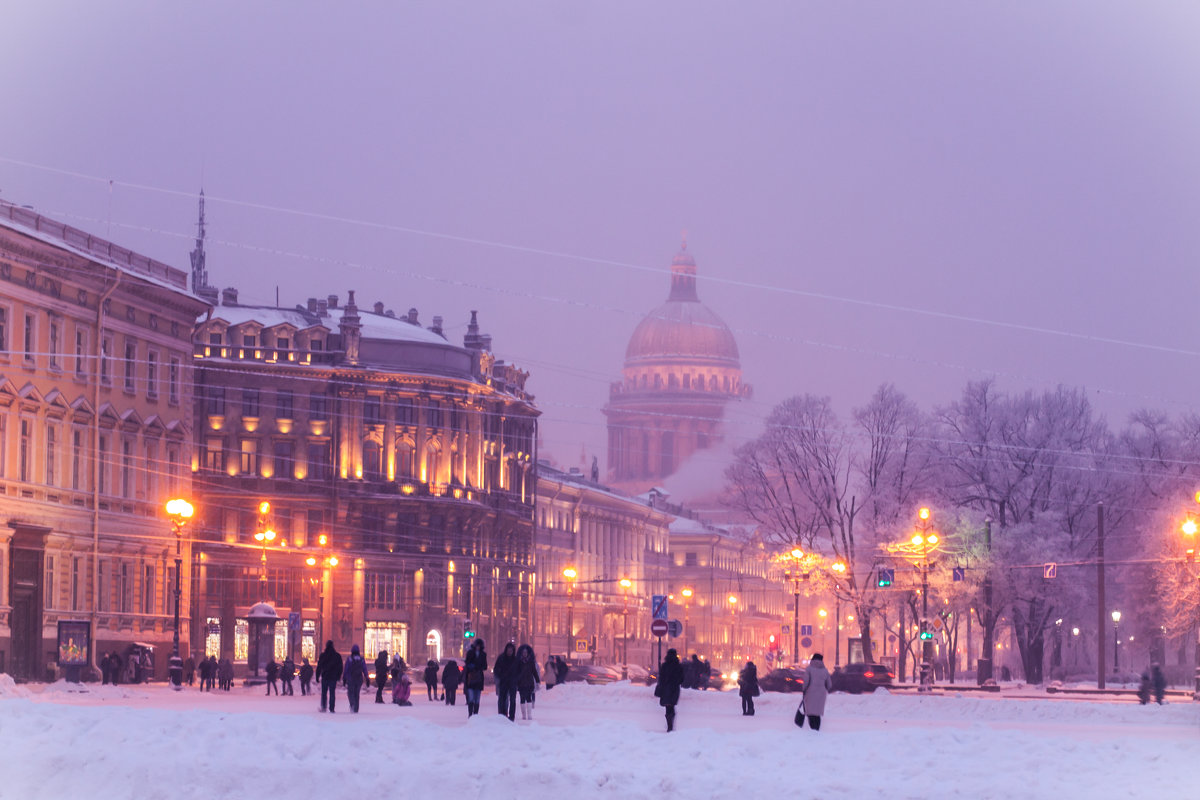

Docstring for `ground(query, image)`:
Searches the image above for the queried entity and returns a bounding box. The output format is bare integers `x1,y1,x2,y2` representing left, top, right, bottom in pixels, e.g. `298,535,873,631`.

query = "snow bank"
1,681,1196,800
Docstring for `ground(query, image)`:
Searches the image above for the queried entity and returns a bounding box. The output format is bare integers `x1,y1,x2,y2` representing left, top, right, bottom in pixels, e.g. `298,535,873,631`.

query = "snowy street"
2,677,1195,800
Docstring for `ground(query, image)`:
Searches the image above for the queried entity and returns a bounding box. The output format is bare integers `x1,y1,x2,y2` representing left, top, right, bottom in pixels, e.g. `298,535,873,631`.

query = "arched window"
423,444,440,484
708,375,718,391
394,440,415,479
654,374,663,390
363,439,383,480
668,373,678,389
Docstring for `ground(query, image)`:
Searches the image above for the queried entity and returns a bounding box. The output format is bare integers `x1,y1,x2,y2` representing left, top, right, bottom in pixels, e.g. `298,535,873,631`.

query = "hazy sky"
3,2,1200,475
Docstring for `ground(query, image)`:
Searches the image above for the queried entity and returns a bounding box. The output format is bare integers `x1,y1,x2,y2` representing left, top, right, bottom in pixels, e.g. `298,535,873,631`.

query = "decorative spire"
189,190,210,296
668,234,698,302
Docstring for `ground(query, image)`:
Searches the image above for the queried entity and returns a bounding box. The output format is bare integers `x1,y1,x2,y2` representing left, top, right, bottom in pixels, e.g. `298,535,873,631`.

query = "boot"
526,704,532,720
666,708,675,732
520,704,527,720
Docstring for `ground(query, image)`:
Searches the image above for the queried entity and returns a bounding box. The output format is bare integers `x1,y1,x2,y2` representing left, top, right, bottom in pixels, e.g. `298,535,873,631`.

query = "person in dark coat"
801,653,833,731
424,659,440,701
206,655,218,691
655,648,685,732
110,652,122,685
100,652,112,685
514,644,540,720
687,654,704,690
1137,670,1152,705
1151,664,1167,705
493,642,519,720
738,660,760,716
463,640,488,717
316,640,343,713
374,650,389,704
217,657,232,691
265,658,280,695
281,657,296,696
183,656,195,686
442,659,462,706
299,657,314,696
342,644,370,713
197,655,211,691
554,655,568,686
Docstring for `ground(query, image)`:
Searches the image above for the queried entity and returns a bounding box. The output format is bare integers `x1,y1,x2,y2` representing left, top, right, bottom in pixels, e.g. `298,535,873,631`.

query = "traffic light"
877,568,894,588
919,620,934,641
463,620,475,639
768,634,779,651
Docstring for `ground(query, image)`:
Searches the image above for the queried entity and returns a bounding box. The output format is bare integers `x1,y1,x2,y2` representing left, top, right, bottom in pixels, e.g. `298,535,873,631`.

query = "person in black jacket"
463,640,488,717
1151,664,1167,705
554,655,568,687
514,644,540,720
343,645,370,713
442,659,462,706
281,657,296,696
424,659,440,701
374,650,389,704
654,648,685,732
738,660,760,716
265,658,280,695
298,657,314,696
493,642,519,720
316,640,343,713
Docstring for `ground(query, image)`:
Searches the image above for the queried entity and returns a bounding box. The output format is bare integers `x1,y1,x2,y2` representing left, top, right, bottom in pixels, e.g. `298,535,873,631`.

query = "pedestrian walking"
554,655,568,687
515,644,540,720
281,656,296,696
655,648,684,732
463,639,488,717
1151,664,1167,705
738,660,760,716
206,655,218,691
265,658,280,695
299,657,314,696
442,659,461,706
800,653,833,731
374,649,389,704
424,659,440,701
218,657,232,691
198,655,211,691
183,656,195,686
100,652,112,685
493,642,518,720
316,640,343,713
343,644,370,713
544,657,557,690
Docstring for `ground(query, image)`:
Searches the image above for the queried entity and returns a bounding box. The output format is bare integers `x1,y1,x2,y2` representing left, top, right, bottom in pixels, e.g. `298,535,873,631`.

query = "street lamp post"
1182,505,1200,698
831,559,847,668
1111,610,1121,676
165,498,194,689
728,595,738,664
786,548,805,667
253,501,276,601
306,554,339,649
681,587,693,656
912,507,939,691
619,578,632,673
563,566,578,658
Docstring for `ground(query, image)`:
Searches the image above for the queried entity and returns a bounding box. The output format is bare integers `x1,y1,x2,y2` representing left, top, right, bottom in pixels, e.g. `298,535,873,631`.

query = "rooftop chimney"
373,301,385,314
464,310,483,350
307,297,318,313
317,299,328,316
431,315,444,337
407,307,419,325
327,294,339,309
221,287,238,306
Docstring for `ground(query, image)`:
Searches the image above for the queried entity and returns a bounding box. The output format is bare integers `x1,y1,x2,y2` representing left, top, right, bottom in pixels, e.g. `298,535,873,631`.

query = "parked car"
758,667,806,693
831,662,894,693
622,664,654,685
564,663,622,685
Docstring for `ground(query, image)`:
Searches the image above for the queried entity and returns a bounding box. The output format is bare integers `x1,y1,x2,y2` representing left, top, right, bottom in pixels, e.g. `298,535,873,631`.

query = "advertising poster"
57,620,91,666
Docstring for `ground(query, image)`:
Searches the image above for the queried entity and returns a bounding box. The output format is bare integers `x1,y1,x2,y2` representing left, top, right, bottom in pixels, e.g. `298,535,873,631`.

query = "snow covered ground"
1,676,1196,799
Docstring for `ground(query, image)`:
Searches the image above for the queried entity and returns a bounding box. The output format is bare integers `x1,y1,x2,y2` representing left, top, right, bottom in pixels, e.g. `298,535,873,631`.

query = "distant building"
533,463,672,666
189,289,538,675
604,241,751,493
0,201,207,681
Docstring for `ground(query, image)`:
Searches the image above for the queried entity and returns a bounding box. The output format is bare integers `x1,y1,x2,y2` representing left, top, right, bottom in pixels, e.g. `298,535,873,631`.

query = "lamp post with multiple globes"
165,498,194,688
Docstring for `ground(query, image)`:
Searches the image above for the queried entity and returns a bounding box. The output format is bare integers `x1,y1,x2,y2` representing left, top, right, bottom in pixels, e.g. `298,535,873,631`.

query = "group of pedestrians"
1138,664,1168,705
655,649,833,733
264,657,298,696
193,655,233,691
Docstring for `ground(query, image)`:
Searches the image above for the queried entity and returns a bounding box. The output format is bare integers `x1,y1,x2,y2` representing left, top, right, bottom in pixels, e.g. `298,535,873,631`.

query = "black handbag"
794,699,806,727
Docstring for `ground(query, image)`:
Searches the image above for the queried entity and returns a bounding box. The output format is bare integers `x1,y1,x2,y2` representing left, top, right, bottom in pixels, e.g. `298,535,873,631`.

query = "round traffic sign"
800,636,812,649
651,618,669,637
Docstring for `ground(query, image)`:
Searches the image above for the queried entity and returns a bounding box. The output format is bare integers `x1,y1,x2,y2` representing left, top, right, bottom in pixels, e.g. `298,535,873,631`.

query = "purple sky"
3,2,1200,474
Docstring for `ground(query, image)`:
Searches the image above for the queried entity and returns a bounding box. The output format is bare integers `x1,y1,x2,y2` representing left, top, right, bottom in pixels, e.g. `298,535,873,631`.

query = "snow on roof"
358,312,451,346
208,306,326,332
207,305,453,346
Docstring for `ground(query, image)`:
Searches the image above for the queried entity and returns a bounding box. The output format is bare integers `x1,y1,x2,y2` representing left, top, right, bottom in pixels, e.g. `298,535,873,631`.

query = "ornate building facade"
189,290,538,675
0,202,207,681
604,242,751,492
532,464,672,666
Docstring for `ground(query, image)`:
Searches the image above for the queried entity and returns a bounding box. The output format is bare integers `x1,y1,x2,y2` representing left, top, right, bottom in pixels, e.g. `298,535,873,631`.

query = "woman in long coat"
654,648,685,732
442,660,462,706
801,653,833,730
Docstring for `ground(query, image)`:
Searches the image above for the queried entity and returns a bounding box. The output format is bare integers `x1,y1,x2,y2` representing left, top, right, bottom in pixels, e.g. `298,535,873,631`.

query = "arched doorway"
425,629,442,662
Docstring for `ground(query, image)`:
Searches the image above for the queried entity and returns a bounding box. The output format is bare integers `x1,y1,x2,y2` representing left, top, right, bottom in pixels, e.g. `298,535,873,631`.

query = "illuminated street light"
619,577,633,669
165,498,194,689
563,566,578,656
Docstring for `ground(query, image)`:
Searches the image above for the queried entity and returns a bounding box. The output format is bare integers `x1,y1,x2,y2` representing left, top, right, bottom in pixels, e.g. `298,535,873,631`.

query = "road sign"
667,619,683,637
575,638,589,653
652,595,669,620
651,619,669,637
781,624,790,634
765,651,775,663
288,611,301,632
1043,562,1057,579
878,568,895,587
800,624,813,636
800,636,812,649
952,567,966,582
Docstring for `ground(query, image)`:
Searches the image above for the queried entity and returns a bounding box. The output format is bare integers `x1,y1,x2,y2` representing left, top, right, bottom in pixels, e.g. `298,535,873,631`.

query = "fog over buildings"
3,1,1200,481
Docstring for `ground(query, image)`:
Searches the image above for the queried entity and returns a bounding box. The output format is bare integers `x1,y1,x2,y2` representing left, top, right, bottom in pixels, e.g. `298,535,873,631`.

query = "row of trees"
725,380,1200,682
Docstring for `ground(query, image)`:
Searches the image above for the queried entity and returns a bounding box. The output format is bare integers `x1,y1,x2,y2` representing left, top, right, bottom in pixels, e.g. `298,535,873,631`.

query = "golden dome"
623,243,740,368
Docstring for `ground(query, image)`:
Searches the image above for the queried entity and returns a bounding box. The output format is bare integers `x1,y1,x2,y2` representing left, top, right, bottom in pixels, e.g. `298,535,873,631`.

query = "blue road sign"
800,624,813,636
288,611,301,632
667,619,683,637
952,567,966,582
652,594,669,620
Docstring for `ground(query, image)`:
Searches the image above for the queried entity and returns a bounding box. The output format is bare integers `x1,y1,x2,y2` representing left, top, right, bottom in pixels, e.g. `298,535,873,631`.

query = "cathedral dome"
623,243,740,368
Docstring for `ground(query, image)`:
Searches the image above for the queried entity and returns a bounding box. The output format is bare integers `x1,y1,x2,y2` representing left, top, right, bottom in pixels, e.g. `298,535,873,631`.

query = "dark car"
622,664,654,685
758,667,806,693
564,663,622,685
831,662,894,694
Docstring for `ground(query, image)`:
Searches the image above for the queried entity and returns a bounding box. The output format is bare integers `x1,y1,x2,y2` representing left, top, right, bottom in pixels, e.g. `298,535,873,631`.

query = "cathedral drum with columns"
604,242,750,491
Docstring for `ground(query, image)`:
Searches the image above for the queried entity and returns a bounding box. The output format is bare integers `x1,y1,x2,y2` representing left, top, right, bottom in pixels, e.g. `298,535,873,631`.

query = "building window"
121,439,134,497
396,398,414,426
101,336,112,384
146,351,158,399
97,434,108,494
240,439,259,475
167,445,180,493
98,560,110,612
307,440,331,480
71,429,83,490
426,401,443,429
203,385,225,416
204,437,225,473
395,441,415,478
243,389,260,418
276,389,293,420
49,319,60,368
124,340,136,392
0,416,6,478
309,393,327,420
273,441,294,479
363,439,383,480
119,563,131,613
45,425,56,485
365,572,409,611
144,442,157,499
143,564,156,614
243,334,256,348
364,397,382,426
71,556,85,611
24,312,35,363
0,307,6,351
684,552,698,567
75,328,86,377
19,418,31,482
168,357,180,405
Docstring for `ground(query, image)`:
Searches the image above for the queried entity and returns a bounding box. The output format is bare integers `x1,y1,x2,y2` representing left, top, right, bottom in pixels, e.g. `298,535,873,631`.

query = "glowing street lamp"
619,577,633,669
563,566,578,656
165,498,194,688
306,553,339,648
1111,610,1122,675
681,587,693,656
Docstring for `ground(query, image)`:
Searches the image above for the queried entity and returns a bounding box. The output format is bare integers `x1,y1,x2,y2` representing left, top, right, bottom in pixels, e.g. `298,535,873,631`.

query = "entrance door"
9,545,44,680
